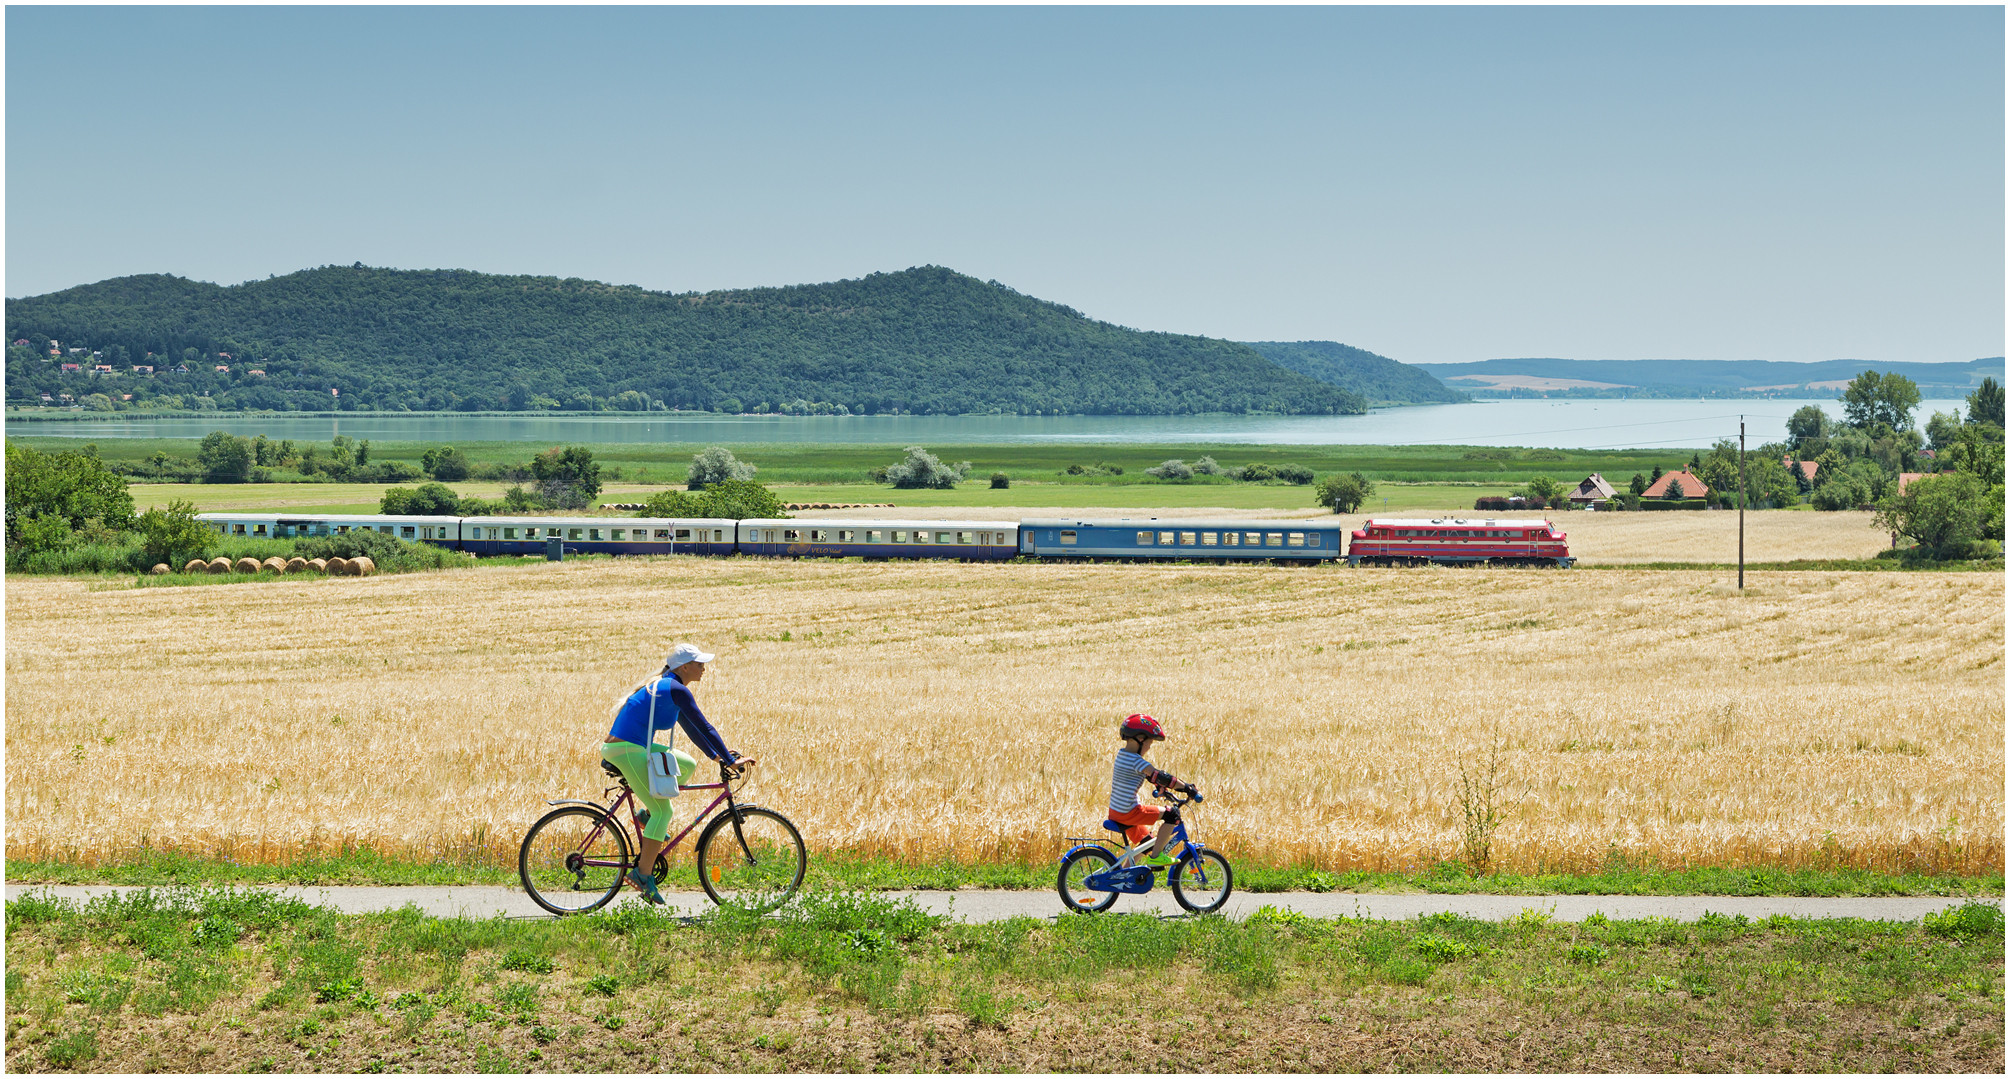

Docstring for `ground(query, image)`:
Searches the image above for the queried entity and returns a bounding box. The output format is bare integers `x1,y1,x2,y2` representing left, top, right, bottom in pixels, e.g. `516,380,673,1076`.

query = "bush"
687,479,788,520
989,472,1010,489
1811,477,1868,511
1274,464,1314,485
381,482,464,516
137,499,212,568
1063,463,1124,477
1235,462,1277,482
420,446,471,481
1146,459,1195,481
688,447,756,490
1192,456,1225,476
881,447,970,489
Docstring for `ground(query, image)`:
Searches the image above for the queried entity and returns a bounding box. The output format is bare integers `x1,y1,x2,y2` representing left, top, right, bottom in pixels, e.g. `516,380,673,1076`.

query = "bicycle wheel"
1170,848,1233,914
1056,845,1120,914
695,807,806,914
519,806,631,915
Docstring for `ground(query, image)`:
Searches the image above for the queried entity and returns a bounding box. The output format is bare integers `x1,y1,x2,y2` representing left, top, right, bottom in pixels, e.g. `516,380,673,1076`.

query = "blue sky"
7,6,2002,365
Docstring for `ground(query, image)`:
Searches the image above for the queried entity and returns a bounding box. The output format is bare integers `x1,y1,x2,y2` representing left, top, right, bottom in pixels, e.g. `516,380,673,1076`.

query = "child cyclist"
1107,714,1201,867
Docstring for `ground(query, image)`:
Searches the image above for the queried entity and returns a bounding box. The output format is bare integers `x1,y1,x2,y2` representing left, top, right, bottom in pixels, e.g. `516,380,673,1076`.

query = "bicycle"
519,758,806,916
1055,785,1233,914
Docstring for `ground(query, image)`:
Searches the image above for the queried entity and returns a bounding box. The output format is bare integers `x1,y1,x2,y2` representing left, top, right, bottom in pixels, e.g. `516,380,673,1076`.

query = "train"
194,512,1574,567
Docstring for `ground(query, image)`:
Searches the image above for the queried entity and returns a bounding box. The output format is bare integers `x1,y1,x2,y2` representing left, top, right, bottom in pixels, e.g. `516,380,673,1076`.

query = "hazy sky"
7,6,2002,365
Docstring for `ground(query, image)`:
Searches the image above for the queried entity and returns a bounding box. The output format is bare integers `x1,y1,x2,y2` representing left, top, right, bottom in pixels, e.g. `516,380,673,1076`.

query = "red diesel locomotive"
1346,517,1575,568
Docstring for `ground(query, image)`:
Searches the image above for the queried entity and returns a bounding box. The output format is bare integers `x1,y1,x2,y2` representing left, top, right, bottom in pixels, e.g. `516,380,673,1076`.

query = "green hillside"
1243,340,1467,405
4,266,1365,417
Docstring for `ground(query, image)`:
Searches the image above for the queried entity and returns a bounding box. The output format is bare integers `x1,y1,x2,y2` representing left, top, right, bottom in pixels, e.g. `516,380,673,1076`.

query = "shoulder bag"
643,678,682,800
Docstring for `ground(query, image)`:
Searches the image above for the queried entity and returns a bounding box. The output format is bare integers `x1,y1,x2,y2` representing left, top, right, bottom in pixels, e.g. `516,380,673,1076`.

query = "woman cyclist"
603,643,755,904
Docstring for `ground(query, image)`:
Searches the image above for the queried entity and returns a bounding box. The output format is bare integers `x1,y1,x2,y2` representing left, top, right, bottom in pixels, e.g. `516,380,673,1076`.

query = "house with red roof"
1642,470,1710,499
1783,457,1819,485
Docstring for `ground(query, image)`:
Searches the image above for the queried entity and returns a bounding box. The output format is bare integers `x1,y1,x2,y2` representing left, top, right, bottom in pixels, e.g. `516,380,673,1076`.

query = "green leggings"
602,741,696,841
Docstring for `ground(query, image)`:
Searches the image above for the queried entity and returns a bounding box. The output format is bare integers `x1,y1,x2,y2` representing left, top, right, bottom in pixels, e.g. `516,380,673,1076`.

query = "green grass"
5,885,2001,1071
9,850,1998,897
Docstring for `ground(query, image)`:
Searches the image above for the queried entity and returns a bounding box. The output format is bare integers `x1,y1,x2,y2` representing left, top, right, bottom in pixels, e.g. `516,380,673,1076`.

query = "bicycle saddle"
600,760,624,779
1101,820,1128,834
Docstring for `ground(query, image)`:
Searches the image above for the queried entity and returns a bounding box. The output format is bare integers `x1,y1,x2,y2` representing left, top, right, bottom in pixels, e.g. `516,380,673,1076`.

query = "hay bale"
150,563,171,575
234,557,261,574
349,556,376,577
185,559,209,574
326,557,350,575
206,557,231,575
307,558,328,574
260,557,287,574
284,557,309,574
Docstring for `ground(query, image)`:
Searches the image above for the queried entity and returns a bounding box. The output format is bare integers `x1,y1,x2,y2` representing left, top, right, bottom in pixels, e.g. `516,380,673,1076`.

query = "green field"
10,435,1684,487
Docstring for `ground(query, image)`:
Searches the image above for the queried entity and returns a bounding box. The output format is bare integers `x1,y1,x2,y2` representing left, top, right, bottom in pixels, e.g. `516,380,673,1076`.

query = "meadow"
6,557,2000,878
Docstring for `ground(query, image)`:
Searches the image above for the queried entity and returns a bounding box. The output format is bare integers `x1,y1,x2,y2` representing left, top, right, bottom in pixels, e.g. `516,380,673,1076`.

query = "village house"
247,369,267,377
215,365,230,373
1642,469,1710,499
59,363,80,373
1783,456,1819,486
12,339,28,347
93,365,116,374
132,365,154,374
1568,472,1617,505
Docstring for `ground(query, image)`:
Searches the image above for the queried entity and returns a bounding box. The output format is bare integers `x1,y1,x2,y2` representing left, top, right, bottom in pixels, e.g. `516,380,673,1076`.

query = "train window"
1223,532,1240,546
499,528,515,539
1158,531,1175,545
867,530,884,542
398,526,414,539
470,528,483,540
672,529,689,541
1061,530,1078,545
1287,533,1305,547
231,524,246,535
253,524,269,536
893,531,908,542
957,531,972,544
808,529,826,541
936,532,953,544
781,529,799,541
839,530,856,542
610,529,625,541
1179,531,1196,545
567,528,583,540
1265,533,1283,546
1136,531,1152,545
1244,532,1262,545
1201,532,1218,545
586,528,600,541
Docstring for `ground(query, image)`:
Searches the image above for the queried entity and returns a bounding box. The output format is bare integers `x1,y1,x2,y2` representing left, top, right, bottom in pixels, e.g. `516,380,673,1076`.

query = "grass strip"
5,886,2001,1072
8,850,2000,897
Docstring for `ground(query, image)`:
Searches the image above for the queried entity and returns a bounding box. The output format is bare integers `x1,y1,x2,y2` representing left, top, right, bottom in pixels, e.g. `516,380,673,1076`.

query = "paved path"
5,884,1990,923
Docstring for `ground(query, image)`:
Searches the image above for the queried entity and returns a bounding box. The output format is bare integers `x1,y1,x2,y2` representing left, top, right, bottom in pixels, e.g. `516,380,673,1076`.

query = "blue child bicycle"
1056,785,1234,914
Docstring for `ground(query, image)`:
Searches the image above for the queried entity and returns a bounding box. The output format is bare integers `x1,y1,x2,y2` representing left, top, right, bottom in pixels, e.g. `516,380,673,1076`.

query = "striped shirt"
1108,748,1157,814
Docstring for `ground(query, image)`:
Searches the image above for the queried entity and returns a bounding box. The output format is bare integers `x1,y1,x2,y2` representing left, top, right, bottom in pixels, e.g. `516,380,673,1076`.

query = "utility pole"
1738,417,1746,590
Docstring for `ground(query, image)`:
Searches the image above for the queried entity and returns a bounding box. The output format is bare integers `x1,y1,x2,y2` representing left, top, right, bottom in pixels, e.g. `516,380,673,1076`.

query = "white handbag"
642,679,681,800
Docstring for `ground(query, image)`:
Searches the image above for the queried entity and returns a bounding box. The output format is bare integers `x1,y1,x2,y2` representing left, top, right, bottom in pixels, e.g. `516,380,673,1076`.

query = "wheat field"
5,557,2000,875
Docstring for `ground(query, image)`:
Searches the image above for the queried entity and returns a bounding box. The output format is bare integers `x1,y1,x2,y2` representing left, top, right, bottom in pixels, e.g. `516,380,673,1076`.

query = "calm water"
3,398,1966,450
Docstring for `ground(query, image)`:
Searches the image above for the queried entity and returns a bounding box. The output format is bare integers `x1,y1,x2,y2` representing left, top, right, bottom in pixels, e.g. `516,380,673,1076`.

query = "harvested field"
5,559,2000,874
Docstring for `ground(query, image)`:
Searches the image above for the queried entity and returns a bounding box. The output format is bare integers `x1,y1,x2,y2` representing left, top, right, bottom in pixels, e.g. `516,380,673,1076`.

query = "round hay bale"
150,563,171,575
185,559,209,574
260,557,286,574
206,557,231,575
326,557,351,575
233,557,261,574
349,556,376,577
307,558,329,574
284,557,309,574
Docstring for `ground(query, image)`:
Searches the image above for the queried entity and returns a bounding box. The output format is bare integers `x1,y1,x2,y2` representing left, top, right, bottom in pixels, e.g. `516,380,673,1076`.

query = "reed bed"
6,559,1999,875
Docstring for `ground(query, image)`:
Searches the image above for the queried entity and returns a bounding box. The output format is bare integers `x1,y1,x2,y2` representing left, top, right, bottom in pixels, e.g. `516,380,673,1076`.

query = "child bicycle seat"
1101,820,1128,835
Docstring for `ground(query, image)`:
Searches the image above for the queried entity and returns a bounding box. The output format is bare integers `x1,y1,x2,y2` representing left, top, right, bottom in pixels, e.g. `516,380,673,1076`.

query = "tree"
691,479,787,520
1840,370,1922,432
5,443,136,542
882,447,970,489
197,430,253,483
1628,472,1647,496
530,446,602,507
990,472,1010,489
136,499,211,567
1811,475,1867,510
1146,459,1194,481
381,482,462,516
1740,456,1799,508
1522,475,1562,504
1786,404,1831,447
81,393,114,412
687,446,756,490
1315,471,1374,513
355,439,370,466
640,489,704,517
1875,472,1992,553
420,445,472,481
1968,377,2005,429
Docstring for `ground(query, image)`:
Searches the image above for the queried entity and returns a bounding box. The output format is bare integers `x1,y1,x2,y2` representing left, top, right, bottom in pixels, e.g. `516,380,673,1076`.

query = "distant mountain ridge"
4,265,1378,416
1242,340,1468,405
1417,357,2003,397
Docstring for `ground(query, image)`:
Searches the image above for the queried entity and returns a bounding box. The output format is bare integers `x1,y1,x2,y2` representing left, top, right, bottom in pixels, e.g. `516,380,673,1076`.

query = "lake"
2,398,1968,450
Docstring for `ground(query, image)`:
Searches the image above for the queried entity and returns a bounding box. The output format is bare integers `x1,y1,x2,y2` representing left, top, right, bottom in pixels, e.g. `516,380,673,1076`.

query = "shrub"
1274,463,1314,485
381,482,464,516
1192,456,1225,476
641,490,704,517
989,472,1010,489
881,447,970,489
689,480,788,520
137,499,211,568
688,447,756,490
1146,459,1195,481
1235,462,1277,482
420,446,471,481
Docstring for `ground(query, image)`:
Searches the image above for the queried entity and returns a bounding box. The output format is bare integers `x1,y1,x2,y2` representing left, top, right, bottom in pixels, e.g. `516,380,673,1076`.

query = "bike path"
3,884,1989,923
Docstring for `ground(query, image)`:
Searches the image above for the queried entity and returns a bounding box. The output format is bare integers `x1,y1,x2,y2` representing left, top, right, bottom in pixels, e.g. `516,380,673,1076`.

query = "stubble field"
7,554,1999,877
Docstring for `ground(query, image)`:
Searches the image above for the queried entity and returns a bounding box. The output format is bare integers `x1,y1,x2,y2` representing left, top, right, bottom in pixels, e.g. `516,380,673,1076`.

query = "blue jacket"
606,672,737,763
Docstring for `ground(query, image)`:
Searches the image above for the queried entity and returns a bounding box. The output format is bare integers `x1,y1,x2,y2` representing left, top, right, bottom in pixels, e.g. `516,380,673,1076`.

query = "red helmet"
1120,714,1166,742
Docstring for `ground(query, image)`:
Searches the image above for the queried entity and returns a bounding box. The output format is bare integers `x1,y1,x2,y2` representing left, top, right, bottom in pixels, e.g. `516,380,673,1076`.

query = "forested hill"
1243,340,1467,405
4,266,1366,416
1416,357,2004,397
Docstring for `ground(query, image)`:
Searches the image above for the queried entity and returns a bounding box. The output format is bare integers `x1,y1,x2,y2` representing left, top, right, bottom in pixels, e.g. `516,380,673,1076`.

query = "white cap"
664,643,715,669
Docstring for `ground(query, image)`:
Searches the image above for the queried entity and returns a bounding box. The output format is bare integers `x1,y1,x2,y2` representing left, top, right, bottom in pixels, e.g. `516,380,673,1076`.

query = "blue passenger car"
1019,518,1344,562
197,512,462,546
735,519,1019,561
458,517,736,557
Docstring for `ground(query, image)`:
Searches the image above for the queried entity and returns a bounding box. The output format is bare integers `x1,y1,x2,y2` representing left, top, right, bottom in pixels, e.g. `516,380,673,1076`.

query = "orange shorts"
1107,804,1163,844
